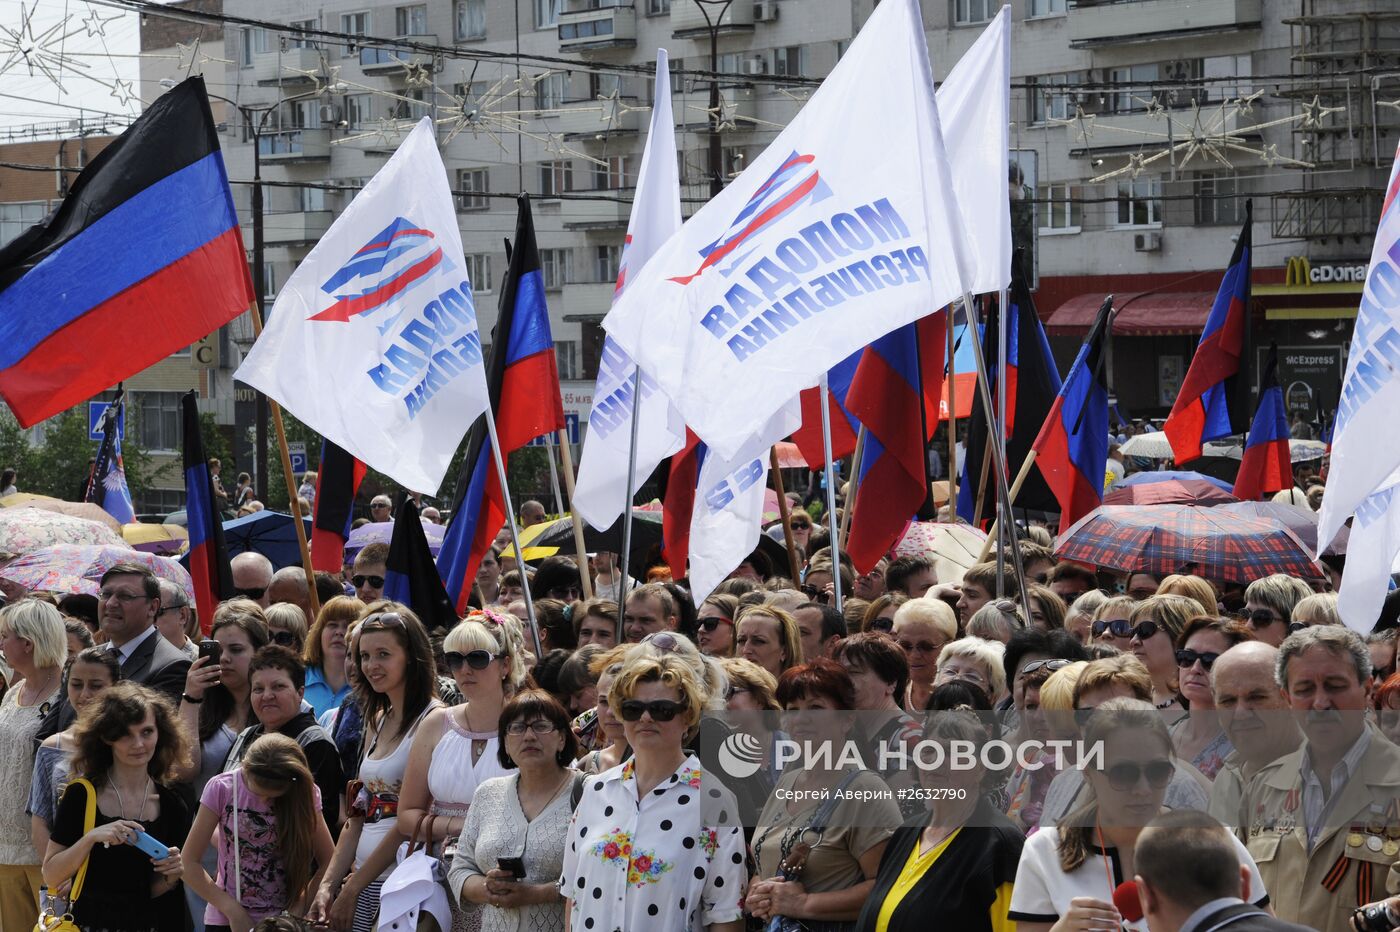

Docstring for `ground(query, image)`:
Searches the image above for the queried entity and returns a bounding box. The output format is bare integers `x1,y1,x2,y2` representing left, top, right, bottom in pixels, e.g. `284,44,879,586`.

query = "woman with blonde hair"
1126,594,1199,712
574,646,629,775
264,602,309,654
1155,574,1217,616
1087,595,1138,650
303,596,366,718
967,599,1023,643
735,604,803,679
1291,591,1342,629
933,636,1008,704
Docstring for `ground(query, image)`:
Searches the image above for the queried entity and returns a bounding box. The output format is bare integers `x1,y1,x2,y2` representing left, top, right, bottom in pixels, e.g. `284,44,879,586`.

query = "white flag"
1335,478,1400,632
938,5,1011,295
235,119,489,492
602,0,974,460
573,51,687,531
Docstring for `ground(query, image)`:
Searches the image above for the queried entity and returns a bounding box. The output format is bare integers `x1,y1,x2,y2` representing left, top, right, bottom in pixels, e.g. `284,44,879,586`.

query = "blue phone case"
128,830,170,861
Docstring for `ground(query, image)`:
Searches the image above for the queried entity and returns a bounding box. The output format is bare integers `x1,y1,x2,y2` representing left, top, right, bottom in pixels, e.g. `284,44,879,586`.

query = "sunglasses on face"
698,616,733,632
444,649,502,672
1103,758,1174,791
800,584,831,604
1092,619,1159,640
1244,609,1280,627
233,587,266,601
361,611,406,632
790,520,811,531
270,630,298,648
869,617,894,633
353,575,385,589
899,639,941,655
505,719,559,736
619,699,686,722
1175,648,1221,671
1288,621,1308,634
1021,658,1072,676
548,586,581,600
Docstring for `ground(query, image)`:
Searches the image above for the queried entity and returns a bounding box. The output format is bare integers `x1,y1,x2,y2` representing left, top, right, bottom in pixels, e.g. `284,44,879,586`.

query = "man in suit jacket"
37,562,191,741
1137,810,1315,932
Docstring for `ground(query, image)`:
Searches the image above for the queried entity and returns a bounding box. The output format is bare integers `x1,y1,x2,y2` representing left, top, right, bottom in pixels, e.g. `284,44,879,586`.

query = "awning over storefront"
1045,291,1216,337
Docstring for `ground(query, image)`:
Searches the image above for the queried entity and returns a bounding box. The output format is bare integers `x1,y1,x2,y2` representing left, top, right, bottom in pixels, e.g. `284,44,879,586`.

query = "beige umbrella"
14,499,123,533
890,521,988,585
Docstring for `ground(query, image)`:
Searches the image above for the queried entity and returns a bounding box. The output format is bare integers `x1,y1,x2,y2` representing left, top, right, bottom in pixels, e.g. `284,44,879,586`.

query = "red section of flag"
498,348,566,451
663,430,702,578
791,386,858,467
1033,395,1105,528
1233,439,1291,502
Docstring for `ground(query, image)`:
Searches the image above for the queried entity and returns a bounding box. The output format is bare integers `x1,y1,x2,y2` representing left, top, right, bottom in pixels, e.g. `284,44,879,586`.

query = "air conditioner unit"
753,0,779,22
743,56,769,76
1133,231,1162,252
319,103,343,124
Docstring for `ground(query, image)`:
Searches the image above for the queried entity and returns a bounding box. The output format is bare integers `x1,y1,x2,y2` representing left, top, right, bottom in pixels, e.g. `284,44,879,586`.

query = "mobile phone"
128,830,171,861
497,856,526,879
197,639,221,666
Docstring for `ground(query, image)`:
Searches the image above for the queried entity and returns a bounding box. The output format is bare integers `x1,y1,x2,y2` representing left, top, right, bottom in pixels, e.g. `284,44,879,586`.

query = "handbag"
765,772,862,932
34,777,97,932
378,812,452,932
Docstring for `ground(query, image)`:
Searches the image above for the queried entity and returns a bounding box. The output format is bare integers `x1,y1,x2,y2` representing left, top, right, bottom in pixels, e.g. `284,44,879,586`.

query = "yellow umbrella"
0,493,49,507
121,523,189,555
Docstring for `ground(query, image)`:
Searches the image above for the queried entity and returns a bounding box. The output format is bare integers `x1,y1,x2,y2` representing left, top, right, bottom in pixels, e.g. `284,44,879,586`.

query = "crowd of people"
0,481,1392,932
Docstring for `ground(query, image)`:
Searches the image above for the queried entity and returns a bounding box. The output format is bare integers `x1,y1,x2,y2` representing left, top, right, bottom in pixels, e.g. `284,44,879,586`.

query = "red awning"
1045,291,1216,336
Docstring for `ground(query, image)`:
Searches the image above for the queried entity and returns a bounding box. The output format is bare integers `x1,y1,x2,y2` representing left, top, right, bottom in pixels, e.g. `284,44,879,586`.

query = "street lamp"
691,0,735,198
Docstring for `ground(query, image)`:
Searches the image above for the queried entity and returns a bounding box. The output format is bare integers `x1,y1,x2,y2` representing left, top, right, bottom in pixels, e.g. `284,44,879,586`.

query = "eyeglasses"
1103,759,1174,791
361,611,406,632
547,586,582,600
869,617,894,633
619,699,686,722
506,719,559,736
1287,621,1308,634
1021,658,1072,676
698,616,732,632
1175,648,1221,671
270,630,298,648
444,649,502,672
789,521,811,531
98,589,149,604
353,575,385,589
158,603,187,615
1091,619,1159,641
898,639,942,655
233,586,267,601
1244,609,1280,627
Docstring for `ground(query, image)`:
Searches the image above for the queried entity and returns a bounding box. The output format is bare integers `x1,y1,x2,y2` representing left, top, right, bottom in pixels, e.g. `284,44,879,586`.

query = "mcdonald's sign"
1284,256,1368,286
1284,256,1310,287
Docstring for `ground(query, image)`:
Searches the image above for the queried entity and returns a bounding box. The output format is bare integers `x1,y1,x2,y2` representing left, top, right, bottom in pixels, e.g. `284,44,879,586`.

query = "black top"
51,779,191,932
854,798,1024,932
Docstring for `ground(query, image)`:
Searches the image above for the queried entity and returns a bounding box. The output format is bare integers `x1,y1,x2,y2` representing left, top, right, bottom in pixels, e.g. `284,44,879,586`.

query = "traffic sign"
288,441,308,477
88,401,123,442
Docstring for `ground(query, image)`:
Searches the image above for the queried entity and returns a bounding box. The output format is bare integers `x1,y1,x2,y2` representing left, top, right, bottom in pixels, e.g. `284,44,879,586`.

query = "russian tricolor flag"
438,196,565,612
1163,202,1252,464
0,77,253,427
181,392,234,632
1033,297,1113,528
1234,344,1293,501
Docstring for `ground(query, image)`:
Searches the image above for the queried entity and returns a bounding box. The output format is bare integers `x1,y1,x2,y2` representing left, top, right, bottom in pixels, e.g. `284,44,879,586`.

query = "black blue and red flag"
86,396,135,525
662,429,704,579
843,313,946,572
311,440,367,573
1163,201,1252,464
1032,297,1113,528
181,391,234,632
438,195,565,612
0,77,253,427
1234,344,1292,502
386,499,457,631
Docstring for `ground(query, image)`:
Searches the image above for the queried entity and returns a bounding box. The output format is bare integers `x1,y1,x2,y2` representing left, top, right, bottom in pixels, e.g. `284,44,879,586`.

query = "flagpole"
545,434,565,517
839,427,866,549
912,319,937,521
977,450,1038,564
617,364,643,638
483,411,544,657
769,448,803,582
946,314,958,517
554,427,594,600
819,371,844,612
996,286,1009,598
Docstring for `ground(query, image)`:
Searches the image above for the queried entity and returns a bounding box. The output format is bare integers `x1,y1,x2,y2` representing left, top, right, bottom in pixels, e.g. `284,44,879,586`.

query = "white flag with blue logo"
601,0,975,460
235,118,490,492
572,50,687,531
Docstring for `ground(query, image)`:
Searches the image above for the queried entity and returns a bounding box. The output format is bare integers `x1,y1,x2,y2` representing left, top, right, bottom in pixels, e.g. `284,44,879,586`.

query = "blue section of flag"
438,440,493,606
1246,385,1289,447
0,152,238,369
88,400,135,525
503,269,552,365
185,463,214,550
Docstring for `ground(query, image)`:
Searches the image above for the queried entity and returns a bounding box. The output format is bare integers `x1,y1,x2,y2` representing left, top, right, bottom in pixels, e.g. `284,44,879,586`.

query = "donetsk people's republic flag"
0,76,253,427
182,392,234,633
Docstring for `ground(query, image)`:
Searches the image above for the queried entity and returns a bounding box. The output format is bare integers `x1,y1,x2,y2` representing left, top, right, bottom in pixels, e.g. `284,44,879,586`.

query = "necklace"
112,775,153,822
19,669,57,707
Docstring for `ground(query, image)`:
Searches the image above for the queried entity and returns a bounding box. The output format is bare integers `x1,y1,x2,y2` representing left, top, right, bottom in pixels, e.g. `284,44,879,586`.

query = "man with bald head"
268,566,313,626
1208,641,1302,826
519,500,547,527
230,551,274,607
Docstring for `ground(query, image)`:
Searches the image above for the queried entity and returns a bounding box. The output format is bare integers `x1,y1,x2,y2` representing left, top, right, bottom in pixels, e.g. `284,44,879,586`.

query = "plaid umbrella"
1210,501,1318,553
1055,504,1323,585
1118,471,1234,493
0,543,195,602
1103,479,1237,507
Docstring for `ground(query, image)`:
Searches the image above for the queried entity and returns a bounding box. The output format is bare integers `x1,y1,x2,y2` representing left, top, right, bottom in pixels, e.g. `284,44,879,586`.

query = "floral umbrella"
15,499,124,533
0,509,125,554
890,522,988,585
0,544,195,603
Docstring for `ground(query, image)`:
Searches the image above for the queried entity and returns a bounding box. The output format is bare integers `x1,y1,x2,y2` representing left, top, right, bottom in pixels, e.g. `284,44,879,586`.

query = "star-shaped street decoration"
371,117,398,147
1142,96,1166,120
1300,95,1345,128
404,60,432,89
0,1,91,91
111,77,135,107
176,39,203,75
1049,105,1096,145
1125,152,1148,178
81,8,120,38
1231,90,1264,116
1261,143,1283,167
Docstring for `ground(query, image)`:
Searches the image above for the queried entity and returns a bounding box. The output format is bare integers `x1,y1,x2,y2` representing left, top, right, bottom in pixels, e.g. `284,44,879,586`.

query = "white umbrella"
1119,431,1174,460
1203,437,1328,463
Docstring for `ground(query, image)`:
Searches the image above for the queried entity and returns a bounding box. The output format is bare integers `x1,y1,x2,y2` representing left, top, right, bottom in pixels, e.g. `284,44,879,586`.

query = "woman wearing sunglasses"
1086,596,1137,650
397,612,528,931
695,594,739,658
1169,617,1253,781
860,593,907,636
264,602,309,654
562,653,746,932
1009,699,1268,932
1124,595,1198,713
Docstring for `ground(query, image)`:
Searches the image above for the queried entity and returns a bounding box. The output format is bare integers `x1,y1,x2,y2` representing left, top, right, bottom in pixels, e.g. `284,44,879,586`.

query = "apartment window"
290,18,318,48
594,245,622,283
455,0,486,39
1194,172,1242,226
262,262,277,301
466,254,492,292
300,185,327,212
1037,183,1081,233
341,12,370,56
1110,60,1204,113
239,27,269,66
647,0,671,13
593,156,630,190
540,161,573,198
457,168,490,210
556,341,579,380
290,99,322,129
1026,73,1082,124
345,93,372,129
0,200,47,248
391,88,428,120
136,391,182,452
1027,0,1064,15
1116,177,1163,228
396,4,428,35
536,73,568,110
590,72,622,99
773,46,806,77
535,0,560,29
539,248,573,289
954,0,994,24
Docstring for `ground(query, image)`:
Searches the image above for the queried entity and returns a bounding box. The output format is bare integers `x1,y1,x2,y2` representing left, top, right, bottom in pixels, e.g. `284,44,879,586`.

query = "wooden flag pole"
769,449,802,583
971,440,994,528
839,427,866,549
554,428,594,600
976,449,1039,565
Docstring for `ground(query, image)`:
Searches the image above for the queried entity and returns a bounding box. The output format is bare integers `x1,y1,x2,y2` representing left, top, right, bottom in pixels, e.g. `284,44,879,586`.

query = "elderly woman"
891,599,957,711
1063,590,1109,645
1241,573,1314,647
264,602,309,653
932,636,1008,706
450,689,578,932
749,660,902,929
854,711,1024,932
735,604,804,679
966,599,1022,643
0,599,67,928
561,653,746,932
1170,617,1254,780
1125,594,1199,712
303,596,366,718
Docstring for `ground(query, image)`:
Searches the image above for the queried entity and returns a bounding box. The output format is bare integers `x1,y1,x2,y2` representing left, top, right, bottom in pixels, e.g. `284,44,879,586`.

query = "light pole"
692,0,735,198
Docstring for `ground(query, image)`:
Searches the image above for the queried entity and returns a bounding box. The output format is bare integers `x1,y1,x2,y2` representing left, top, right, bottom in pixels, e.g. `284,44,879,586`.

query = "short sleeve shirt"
560,754,746,932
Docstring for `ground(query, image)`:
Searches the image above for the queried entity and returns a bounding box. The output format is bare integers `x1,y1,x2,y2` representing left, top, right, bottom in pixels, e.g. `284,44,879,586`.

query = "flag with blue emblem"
86,395,134,525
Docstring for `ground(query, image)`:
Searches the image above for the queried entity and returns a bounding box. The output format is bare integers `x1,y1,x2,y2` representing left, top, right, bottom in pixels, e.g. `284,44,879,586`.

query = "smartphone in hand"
497,856,526,880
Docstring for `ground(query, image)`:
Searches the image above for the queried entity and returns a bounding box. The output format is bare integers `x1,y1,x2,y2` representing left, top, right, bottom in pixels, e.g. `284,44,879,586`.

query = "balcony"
334,119,411,156
561,192,634,230
548,96,643,137
561,280,617,315
257,128,330,161
253,46,323,85
1068,0,1261,48
263,211,332,245
671,0,753,38
558,6,636,51
359,35,437,74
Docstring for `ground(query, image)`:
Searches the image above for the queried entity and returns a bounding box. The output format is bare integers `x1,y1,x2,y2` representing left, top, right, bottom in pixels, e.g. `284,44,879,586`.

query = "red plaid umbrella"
1055,504,1323,584
1103,479,1237,507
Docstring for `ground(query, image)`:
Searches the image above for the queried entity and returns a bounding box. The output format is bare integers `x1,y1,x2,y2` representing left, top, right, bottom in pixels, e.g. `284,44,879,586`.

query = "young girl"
184,733,335,932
